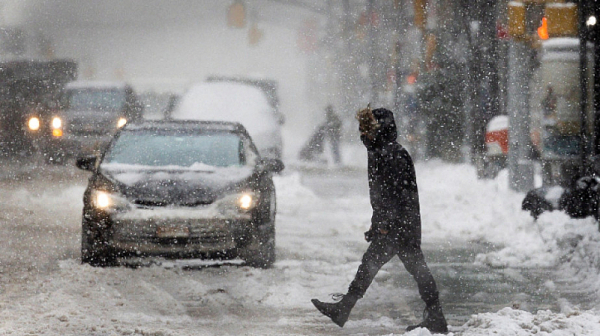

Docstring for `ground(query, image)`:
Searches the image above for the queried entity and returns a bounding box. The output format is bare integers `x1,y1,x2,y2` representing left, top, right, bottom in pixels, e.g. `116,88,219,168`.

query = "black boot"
406,301,448,333
311,294,359,327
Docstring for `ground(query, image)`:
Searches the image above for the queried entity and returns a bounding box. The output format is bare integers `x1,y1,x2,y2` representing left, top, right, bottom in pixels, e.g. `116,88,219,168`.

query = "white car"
171,82,283,160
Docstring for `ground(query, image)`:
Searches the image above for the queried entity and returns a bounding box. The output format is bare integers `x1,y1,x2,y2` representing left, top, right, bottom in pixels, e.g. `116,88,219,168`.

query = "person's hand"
378,228,389,235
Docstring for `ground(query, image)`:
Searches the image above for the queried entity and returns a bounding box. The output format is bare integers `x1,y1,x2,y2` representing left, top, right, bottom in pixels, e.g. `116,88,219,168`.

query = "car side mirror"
75,155,98,171
258,158,284,173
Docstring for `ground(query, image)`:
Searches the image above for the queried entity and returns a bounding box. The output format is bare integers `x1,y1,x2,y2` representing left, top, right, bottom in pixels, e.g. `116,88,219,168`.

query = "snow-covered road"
1,156,600,335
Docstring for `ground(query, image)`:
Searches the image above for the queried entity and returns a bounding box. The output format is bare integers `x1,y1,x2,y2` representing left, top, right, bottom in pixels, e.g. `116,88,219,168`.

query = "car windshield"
65,88,126,112
103,131,243,168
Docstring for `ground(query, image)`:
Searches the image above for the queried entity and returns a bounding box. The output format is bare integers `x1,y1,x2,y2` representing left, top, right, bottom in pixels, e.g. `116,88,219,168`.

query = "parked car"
76,120,284,268
171,82,283,160
139,91,179,120
42,81,144,162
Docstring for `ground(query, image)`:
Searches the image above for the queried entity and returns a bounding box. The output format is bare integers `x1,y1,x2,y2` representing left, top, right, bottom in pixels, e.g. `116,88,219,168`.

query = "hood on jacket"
360,107,398,149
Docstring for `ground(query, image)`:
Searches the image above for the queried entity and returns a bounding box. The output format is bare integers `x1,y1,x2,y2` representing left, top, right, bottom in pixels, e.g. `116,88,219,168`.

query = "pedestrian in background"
324,104,342,165
311,106,448,333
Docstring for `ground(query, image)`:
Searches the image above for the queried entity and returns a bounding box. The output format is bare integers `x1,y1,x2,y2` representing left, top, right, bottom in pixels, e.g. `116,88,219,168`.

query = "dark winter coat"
362,108,421,245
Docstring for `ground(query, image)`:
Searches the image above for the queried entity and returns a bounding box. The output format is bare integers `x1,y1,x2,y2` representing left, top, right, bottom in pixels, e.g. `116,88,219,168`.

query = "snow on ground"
281,155,600,335
408,161,600,335
2,155,600,335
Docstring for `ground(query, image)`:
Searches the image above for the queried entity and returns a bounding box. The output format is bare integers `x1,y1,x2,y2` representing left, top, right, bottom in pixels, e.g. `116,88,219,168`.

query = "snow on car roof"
65,80,129,90
124,120,247,134
171,82,277,135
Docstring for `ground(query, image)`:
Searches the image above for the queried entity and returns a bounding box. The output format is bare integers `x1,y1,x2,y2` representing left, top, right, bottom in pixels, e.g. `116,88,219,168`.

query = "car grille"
112,218,233,245
133,200,214,207
69,128,112,137
67,118,115,136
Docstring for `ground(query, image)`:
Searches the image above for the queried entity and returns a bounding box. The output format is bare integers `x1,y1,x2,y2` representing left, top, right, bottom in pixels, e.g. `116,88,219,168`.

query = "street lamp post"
507,2,535,192
367,0,377,103
579,0,590,175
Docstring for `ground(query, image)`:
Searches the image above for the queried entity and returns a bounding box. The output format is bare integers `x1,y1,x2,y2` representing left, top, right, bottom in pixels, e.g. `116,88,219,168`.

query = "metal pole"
367,0,377,103
325,0,334,104
594,19,600,157
579,0,590,175
464,0,476,164
507,41,534,191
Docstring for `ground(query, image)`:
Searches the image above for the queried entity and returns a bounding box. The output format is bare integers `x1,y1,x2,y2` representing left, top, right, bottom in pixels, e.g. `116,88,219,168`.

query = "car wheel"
240,190,276,269
81,219,116,267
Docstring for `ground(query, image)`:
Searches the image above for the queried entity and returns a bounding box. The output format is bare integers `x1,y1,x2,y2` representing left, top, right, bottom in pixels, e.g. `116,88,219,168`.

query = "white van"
171,82,283,160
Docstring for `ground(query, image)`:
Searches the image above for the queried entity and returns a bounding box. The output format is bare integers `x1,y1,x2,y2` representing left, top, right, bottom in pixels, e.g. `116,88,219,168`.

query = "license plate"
156,226,190,238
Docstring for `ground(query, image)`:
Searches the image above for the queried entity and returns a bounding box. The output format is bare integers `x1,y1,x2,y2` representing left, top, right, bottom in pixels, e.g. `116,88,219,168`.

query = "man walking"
311,106,448,333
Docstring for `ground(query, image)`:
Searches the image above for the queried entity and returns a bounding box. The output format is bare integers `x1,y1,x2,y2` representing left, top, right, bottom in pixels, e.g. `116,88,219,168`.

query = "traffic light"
545,3,578,37
538,17,550,39
414,0,427,30
508,2,527,38
509,1,578,41
228,1,246,29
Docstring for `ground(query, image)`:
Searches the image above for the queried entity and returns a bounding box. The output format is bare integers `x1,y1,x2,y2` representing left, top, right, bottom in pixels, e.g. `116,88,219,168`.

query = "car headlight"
238,193,254,210
51,117,63,137
28,117,40,131
216,192,257,215
117,118,127,128
52,117,62,129
91,190,129,211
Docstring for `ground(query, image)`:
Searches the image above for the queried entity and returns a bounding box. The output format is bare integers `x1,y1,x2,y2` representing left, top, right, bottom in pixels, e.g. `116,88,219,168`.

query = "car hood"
99,163,255,206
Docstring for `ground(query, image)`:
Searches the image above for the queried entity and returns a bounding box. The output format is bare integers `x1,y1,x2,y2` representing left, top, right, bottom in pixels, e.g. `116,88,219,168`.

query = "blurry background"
2,1,334,157
0,0,598,190
0,0,495,161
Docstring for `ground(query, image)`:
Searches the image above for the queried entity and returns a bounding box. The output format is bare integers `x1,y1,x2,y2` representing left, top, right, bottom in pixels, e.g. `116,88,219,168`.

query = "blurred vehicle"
206,75,285,125
0,59,77,157
172,81,283,160
76,120,284,268
36,81,144,163
139,91,180,120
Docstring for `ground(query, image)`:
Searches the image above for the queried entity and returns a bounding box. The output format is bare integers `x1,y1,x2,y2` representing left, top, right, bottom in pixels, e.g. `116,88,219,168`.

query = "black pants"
347,234,440,306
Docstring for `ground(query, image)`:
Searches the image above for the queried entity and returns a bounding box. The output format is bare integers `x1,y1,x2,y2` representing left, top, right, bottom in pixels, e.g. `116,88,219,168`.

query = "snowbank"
274,160,600,335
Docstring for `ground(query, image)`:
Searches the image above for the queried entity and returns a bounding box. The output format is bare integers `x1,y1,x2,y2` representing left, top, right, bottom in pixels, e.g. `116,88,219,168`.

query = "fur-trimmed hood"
360,108,398,150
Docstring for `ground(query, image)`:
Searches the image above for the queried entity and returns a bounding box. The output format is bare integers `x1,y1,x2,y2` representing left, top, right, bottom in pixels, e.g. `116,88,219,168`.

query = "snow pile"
0,260,197,336
460,307,600,336
273,162,600,335
417,163,533,249
415,161,600,273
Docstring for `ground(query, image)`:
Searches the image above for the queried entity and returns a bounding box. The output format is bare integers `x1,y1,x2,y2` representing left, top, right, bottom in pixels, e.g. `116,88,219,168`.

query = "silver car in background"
171,81,284,160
